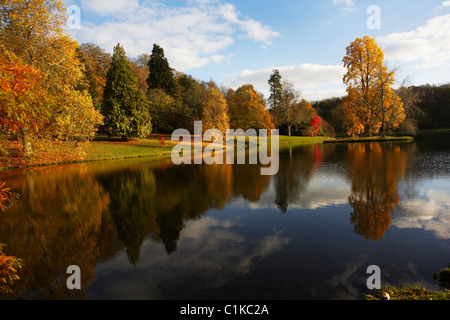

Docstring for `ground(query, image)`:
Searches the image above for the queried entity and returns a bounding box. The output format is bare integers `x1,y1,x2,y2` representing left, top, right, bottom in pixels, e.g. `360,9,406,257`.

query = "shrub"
299,130,314,137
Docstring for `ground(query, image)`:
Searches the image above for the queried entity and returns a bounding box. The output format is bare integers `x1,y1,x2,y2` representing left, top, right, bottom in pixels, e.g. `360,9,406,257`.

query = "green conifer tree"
102,43,152,141
147,44,178,97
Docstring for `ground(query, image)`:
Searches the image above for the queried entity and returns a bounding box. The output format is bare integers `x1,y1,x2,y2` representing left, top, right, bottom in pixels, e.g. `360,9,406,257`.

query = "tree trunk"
288,125,292,137
21,126,33,157
364,124,371,138
121,134,128,142
381,126,387,138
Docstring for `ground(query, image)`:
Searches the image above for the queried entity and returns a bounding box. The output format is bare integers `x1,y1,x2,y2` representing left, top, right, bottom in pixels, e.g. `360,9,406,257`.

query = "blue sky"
66,0,450,101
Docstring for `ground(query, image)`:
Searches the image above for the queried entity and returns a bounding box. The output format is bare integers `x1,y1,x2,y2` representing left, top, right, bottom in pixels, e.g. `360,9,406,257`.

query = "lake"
0,133,449,300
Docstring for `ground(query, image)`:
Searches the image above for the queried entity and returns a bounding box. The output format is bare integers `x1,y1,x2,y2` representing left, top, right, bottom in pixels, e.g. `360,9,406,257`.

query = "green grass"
85,135,176,161
277,135,332,145
365,285,450,300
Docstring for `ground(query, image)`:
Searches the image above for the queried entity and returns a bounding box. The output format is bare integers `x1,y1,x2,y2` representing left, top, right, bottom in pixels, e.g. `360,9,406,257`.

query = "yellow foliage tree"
343,36,405,137
202,84,230,136
374,67,406,137
0,0,103,155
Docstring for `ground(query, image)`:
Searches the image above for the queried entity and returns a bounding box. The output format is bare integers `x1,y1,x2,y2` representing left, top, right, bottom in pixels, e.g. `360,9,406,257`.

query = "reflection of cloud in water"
89,217,290,299
233,174,350,211
393,183,450,239
327,254,368,300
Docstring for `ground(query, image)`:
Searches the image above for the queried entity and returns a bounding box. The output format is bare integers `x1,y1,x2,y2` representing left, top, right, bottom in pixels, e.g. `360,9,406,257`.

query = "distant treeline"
312,83,450,136
410,84,450,129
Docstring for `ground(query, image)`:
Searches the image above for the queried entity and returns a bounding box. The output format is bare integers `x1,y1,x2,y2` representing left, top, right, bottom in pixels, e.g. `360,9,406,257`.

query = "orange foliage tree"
0,244,22,295
227,84,275,131
0,0,103,157
202,83,230,136
0,54,48,151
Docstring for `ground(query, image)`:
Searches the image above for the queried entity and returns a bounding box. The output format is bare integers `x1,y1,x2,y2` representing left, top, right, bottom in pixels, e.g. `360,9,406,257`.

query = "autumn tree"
147,44,178,97
0,0,103,155
271,80,313,136
373,66,406,137
0,52,47,155
129,58,149,97
343,36,407,137
202,82,230,135
147,88,176,133
310,116,322,136
78,43,112,109
343,36,384,137
177,74,206,121
227,84,274,131
102,43,152,141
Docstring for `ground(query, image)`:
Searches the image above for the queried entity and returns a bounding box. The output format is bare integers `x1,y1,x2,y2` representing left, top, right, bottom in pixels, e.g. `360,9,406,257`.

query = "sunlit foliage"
343,36,405,137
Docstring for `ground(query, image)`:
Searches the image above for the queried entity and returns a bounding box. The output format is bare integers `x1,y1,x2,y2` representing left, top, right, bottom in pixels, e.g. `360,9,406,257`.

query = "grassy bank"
0,135,177,171
324,136,415,143
365,285,450,300
278,135,332,145
365,265,450,300
85,135,177,161
0,134,412,171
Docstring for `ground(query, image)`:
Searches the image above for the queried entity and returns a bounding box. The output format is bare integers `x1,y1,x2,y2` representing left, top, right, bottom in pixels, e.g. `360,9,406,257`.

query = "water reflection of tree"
98,160,274,257
347,143,408,241
0,157,280,297
97,167,157,264
232,163,271,203
274,145,319,213
0,165,110,299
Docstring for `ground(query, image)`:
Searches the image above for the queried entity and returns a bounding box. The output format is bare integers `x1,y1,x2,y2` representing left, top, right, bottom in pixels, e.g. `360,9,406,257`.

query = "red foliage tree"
310,116,322,136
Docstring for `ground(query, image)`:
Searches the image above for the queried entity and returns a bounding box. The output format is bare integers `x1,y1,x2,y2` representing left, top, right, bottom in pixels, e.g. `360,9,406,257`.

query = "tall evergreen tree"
102,43,152,141
268,69,283,110
147,44,178,97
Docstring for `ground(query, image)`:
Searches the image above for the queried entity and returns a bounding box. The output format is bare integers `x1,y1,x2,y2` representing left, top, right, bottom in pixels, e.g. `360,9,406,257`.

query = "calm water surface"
0,134,449,300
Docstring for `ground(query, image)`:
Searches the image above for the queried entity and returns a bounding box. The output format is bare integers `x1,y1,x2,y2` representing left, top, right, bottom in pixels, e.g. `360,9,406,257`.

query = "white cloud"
80,0,141,16
441,1,450,8
71,0,279,71
378,14,450,69
332,0,356,12
222,63,347,101
219,3,280,46
332,0,354,5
